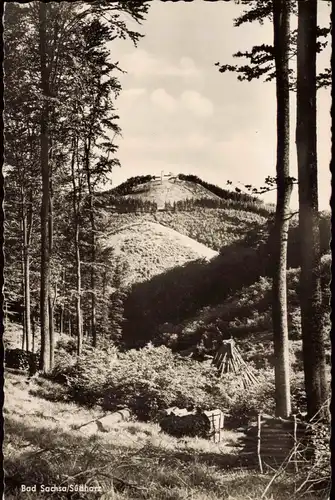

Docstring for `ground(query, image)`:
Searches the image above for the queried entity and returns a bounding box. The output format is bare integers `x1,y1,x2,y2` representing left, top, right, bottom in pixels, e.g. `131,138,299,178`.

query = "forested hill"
99,173,272,215
93,174,331,352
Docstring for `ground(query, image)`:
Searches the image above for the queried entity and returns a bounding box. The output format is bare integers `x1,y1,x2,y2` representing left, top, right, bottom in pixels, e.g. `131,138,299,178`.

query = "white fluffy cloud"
122,50,200,79
148,88,214,118
180,90,214,117
122,88,147,99
122,133,211,152
150,88,177,113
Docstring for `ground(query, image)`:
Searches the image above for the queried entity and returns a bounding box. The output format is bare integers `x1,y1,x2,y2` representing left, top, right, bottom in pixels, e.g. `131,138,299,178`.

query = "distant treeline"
177,174,263,205
109,174,265,205
103,173,272,216
111,175,156,196
165,197,273,217
96,195,158,213
96,194,272,216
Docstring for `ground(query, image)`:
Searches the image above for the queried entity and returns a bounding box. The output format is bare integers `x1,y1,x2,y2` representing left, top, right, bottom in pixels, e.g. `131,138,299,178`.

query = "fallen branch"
71,414,106,430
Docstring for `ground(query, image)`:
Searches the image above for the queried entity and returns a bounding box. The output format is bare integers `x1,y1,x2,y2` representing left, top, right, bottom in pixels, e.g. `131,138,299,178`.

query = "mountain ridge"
100,173,272,216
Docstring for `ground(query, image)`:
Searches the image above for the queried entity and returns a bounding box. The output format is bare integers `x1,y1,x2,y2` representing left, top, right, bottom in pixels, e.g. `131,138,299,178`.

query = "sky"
107,0,332,210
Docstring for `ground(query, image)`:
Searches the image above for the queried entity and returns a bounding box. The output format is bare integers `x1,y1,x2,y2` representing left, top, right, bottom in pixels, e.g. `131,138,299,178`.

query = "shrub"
48,344,118,405
50,345,231,420
5,348,39,374
55,336,77,355
102,346,230,421
228,370,276,426
47,344,313,426
50,348,77,384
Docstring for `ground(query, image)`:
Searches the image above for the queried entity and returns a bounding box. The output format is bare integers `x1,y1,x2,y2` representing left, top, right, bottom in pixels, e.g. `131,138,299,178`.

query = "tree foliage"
215,0,331,91
4,1,150,364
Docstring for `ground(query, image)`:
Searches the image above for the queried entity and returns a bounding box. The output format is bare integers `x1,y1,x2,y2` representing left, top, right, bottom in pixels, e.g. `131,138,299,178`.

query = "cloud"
181,90,214,117
120,133,211,152
118,88,147,109
122,88,147,99
122,50,201,79
150,88,177,113
148,88,214,118
178,57,199,77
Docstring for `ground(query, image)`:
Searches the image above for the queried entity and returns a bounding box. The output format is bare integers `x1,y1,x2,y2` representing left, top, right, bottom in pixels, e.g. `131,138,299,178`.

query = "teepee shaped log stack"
212,339,258,389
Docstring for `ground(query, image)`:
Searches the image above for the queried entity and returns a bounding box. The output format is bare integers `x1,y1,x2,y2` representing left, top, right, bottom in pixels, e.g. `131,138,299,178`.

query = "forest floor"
3,369,319,500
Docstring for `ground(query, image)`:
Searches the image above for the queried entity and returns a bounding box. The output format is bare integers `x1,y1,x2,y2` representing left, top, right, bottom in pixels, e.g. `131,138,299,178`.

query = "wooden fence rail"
240,413,308,472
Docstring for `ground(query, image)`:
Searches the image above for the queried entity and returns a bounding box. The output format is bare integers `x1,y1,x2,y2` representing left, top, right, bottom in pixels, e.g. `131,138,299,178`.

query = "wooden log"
212,351,219,365
229,354,237,373
220,353,227,376
96,409,131,432
262,428,293,436
293,414,298,472
262,440,293,447
257,413,263,473
261,420,293,427
260,428,292,434
261,447,292,454
214,349,224,367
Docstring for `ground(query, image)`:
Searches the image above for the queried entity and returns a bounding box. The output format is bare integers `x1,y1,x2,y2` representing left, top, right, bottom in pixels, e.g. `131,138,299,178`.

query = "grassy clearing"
122,178,221,209
4,370,327,500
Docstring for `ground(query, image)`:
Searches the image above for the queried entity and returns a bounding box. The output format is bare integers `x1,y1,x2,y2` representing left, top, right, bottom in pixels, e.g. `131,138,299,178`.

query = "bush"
50,348,77,384
47,344,118,405
5,348,38,374
50,345,231,420
228,370,276,426
102,346,231,421
55,336,77,355
47,345,313,426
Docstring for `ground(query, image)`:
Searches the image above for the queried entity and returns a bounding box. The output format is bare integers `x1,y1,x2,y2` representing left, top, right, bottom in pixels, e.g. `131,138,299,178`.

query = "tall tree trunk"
48,180,55,369
272,0,292,418
39,1,51,372
23,229,31,352
74,222,83,355
296,0,328,420
84,141,97,347
60,304,64,335
71,142,83,355
23,189,33,352
32,313,35,353
89,198,97,347
20,217,26,351
5,301,8,331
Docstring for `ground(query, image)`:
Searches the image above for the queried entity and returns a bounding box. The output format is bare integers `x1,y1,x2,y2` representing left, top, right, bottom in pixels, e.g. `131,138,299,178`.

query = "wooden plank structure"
239,413,308,472
203,409,225,443
212,338,259,389
160,408,225,442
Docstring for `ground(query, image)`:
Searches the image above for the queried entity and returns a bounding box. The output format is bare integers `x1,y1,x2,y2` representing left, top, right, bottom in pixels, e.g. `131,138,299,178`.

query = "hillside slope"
99,208,268,252
101,221,218,286
121,177,221,208
94,174,330,351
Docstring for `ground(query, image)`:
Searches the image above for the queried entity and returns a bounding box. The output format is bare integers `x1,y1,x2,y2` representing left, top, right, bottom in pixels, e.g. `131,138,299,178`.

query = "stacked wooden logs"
159,407,225,441
212,339,258,389
239,414,308,472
